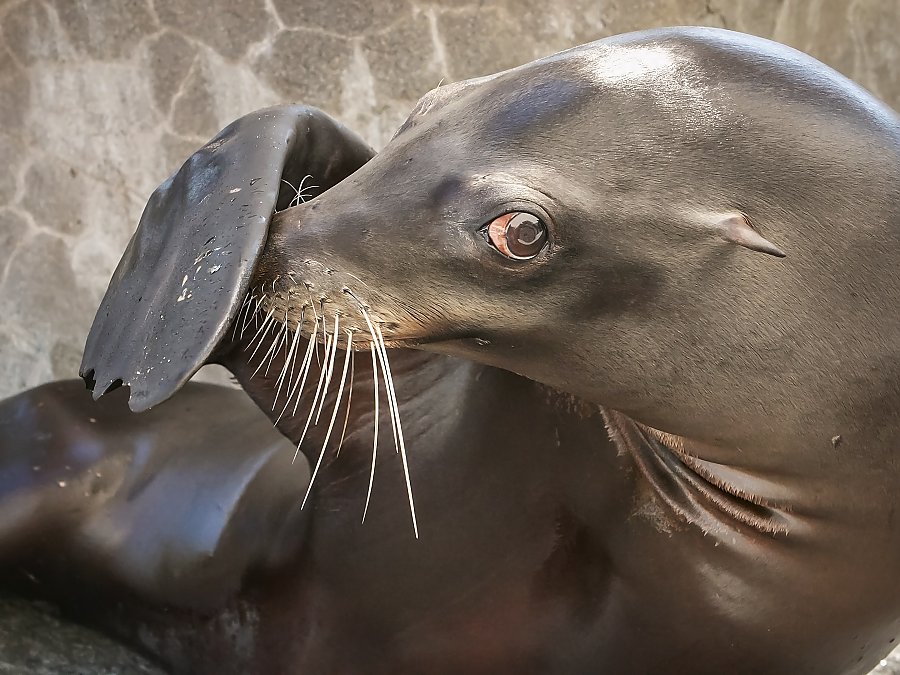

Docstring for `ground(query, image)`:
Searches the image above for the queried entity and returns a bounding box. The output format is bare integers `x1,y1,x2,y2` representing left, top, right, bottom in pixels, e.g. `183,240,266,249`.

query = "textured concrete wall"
1,0,899,397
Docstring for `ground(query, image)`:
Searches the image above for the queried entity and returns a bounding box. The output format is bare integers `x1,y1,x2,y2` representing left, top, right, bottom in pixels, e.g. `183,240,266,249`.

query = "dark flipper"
80,106,374,412
0,380,308,609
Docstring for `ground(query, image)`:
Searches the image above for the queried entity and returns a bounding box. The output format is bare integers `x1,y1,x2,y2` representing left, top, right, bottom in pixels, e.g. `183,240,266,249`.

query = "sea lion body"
3,26,900,674
250,28,900,674
2,369,626,674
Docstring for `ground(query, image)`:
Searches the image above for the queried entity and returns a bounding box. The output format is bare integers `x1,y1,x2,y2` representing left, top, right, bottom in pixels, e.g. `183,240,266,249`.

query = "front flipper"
81,106,374,412
0,380,308,609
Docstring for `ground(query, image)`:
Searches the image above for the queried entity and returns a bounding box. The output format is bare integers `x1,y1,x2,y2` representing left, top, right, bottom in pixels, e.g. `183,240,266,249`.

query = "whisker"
252,321,284,379
253,300,262,328
314,314,340,425
318,301,327,365
335,348,355,458
290,322,319,418
368,318,398,453
278,302,291,357
374,322,418,538
292,327,335,464
296,175,318,202
247,319,275,367
359,310,396,450
300,330,353,510
362,342,380,524
232,293,253,341
307,293,321,366
245,307,275,358
359,309,418,538
263,322,287,377
274,309,304,407
276,317,317,424
242,295,263,337
289,175,317,208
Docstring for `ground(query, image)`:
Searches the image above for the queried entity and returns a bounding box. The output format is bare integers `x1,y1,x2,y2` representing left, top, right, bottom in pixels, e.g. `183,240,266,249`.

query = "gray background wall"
1,0,899,397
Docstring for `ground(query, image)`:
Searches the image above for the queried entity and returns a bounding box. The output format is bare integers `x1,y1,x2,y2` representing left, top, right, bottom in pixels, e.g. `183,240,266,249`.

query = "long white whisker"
241,295,263,338
374,322,418,539
245,307,275,357
362,342,380,524
318,302,327,365
292,329,334,464
314,314,340,425
290,323,319,418
360,310,396,451
307,293,321,366
253,293,268,329
252,321,284,378
367,317,398,453
300,330,353,510
274,310,304,407
263,322,287,377
276,318,317,424
247,321,275,367
358,310,418,538
268,317,290,375
336,348,355,458
374,325,400,455
275,309,302,390
233,293,253,341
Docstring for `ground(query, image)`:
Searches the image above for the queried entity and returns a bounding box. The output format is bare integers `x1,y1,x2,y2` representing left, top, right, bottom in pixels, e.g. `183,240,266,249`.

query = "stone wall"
0,0,899,397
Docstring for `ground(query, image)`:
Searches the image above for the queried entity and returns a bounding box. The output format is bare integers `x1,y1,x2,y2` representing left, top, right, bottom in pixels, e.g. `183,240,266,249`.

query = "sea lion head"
83,26,898,443
248,27,818,415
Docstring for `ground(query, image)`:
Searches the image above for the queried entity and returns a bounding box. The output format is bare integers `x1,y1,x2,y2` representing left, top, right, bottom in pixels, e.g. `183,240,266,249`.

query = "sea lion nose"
254,199,348,295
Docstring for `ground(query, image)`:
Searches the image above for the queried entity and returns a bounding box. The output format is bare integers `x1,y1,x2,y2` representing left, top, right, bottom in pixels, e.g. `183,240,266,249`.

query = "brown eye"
486,212,548,260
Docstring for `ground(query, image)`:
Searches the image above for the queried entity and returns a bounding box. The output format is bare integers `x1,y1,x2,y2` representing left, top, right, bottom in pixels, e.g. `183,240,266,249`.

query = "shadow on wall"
0,0,898,398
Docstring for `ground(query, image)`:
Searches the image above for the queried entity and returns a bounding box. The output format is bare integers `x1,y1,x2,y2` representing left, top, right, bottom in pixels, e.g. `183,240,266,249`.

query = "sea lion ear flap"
80,105,374,412
716,213,786,258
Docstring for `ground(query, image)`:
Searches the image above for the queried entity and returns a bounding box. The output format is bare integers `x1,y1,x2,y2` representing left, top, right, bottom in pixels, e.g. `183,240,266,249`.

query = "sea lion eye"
485,212,548,260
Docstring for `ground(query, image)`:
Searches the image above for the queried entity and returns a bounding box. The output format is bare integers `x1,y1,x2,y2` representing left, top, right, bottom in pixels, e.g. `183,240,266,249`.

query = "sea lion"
3,25,900,674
